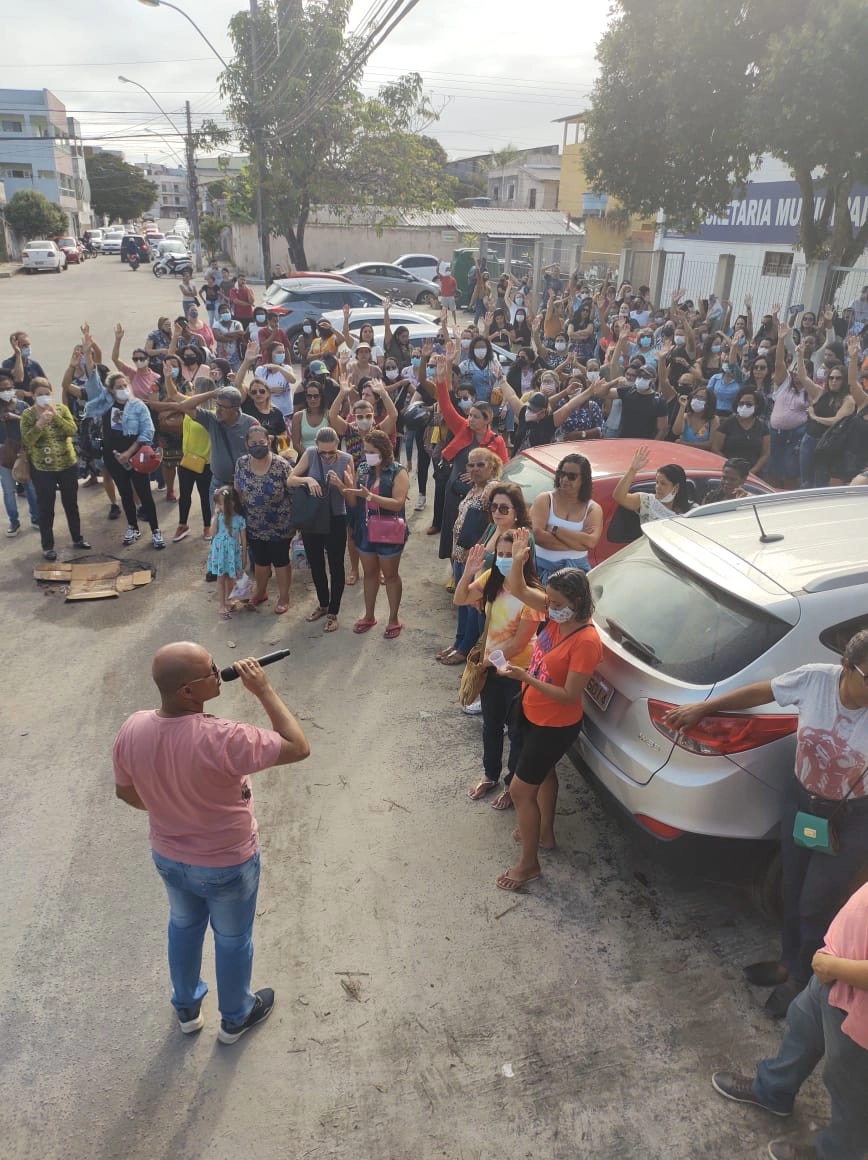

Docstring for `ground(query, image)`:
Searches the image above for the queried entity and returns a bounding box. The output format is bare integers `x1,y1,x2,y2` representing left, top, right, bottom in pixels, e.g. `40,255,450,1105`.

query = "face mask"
255,314,266,324
722,362,733,375
114,388,131,403
183,357,198,366
658,491,675,505
355,417,374,432
384,368,399,381
170,367,180,379
541,383,556,396
21,347,31,359
189,312,199,321
473,346,487,359
495,557,513,577
586,371,600,383
636,377,653,392
757,347,769,357
690,398,706,413
515,312,525,323
0,389,14,402
364,451,381,466
737,404,755,418
273,352,286,364
674,335,686,346
655,316,665,325
303,325,313,335
248,444,269,459
458,398,473,411
555,342,567,352
317,327,331,338
639,336,652,349
35,395,51,408
220,313,232,323
525,409,543,420
515,296,524,305
461,339,471,351
548,605,575,624
411,357,421,368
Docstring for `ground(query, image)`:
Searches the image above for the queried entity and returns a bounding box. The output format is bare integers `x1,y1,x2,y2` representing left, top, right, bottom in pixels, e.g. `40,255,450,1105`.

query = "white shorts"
440,296,456,310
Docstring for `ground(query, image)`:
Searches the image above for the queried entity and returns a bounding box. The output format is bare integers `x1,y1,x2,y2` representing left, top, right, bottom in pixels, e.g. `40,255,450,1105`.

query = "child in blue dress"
207,486,247,619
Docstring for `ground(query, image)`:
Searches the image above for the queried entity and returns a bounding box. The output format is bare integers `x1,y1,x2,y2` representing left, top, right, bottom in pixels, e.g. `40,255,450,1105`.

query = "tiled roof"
308,205,581,237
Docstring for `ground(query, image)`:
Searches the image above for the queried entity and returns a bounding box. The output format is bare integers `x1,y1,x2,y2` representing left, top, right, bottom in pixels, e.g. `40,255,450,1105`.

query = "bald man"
113,642,309,1044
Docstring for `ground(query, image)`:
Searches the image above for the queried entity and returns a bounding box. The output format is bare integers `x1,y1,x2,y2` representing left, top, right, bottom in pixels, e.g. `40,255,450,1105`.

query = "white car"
393,253,443,283
22,240,66,273
577,489,868,857
101,229,125,255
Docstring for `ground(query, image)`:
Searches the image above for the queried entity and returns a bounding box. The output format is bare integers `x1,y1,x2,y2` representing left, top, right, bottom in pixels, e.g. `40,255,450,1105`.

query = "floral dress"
207,512,245,577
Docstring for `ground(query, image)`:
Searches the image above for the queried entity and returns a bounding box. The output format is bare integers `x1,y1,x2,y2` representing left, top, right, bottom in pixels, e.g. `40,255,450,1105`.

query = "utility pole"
185,100,202,272
249,0,270,280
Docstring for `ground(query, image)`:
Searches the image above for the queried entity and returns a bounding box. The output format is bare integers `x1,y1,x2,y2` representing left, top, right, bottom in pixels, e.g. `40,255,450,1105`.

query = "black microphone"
220,648,291,682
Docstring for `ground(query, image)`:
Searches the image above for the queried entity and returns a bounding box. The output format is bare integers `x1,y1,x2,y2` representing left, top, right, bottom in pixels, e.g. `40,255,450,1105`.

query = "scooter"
128,251,140,271
152,252,193,278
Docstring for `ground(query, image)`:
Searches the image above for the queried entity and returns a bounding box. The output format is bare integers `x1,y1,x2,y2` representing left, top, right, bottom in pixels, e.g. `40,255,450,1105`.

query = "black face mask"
248,444,269,459
317,327,331,338
183,357,198,366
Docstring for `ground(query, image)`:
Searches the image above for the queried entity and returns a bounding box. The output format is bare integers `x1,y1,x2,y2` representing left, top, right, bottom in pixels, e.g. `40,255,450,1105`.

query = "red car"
500,439,772,567
54,236,84,265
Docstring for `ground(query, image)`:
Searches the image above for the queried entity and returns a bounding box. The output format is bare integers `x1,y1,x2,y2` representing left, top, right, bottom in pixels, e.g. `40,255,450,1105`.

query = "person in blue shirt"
2,331,46,402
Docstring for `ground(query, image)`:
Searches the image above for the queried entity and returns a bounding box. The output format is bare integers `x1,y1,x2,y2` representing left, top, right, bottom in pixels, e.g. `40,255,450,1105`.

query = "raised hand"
823,304,835,324
511,526,531,568
464,542,487,576
630,445,651,473
420,337,435,357
744,294,752,308
114,323,124,341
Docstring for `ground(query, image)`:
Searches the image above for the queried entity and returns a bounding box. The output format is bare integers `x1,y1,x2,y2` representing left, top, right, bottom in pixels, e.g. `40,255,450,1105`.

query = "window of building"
2,166,32,179
528,188,537,209
762,252,794,278
507,183,515,201
38,169,56,180
1,120,23,133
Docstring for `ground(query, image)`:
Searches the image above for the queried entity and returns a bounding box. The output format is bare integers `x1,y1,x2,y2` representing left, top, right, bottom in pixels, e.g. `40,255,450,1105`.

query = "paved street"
0,259,828,1159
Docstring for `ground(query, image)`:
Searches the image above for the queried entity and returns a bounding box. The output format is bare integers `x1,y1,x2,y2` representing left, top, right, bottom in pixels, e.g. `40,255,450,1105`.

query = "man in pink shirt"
114,642,309,1043
711,881,868,1159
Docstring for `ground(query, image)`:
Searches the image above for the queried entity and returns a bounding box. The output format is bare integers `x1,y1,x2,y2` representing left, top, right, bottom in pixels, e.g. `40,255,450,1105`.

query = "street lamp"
119,75,201,270
135,0,230,68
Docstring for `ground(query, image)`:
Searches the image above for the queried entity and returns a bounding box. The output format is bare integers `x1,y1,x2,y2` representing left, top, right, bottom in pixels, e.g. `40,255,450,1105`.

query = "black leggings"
302,515,347,614
431,457,451,532
104,454,159,531
177,463,212,527
30,464,82,551
414,428,431,497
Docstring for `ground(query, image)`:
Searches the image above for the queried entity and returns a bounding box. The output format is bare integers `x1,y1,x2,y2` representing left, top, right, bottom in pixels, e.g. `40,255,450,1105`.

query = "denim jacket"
82,369,155,444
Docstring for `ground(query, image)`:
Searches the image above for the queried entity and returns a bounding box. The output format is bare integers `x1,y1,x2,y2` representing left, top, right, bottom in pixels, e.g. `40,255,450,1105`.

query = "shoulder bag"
814,405,868,477
292,451,332,535
365,464,408,544
12,446,30,483
459,601,494,707
793,764,868,856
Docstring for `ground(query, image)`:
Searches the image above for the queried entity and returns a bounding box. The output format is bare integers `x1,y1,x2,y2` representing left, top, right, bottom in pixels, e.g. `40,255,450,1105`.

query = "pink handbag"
366,503,406,545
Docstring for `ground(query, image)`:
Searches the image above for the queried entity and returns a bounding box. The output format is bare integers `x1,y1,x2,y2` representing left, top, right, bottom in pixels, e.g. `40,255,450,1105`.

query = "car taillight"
648,699,797,756
634,815,684,840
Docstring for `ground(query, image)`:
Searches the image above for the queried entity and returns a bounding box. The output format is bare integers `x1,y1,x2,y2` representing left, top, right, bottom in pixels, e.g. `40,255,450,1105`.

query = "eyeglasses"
488,502,513,515
249,388,268,396
467,460,488,468
305,393,321,400
559,471,581,481
828,375,843,381
318,450,338,460
133,358,148,365
179,662,219,690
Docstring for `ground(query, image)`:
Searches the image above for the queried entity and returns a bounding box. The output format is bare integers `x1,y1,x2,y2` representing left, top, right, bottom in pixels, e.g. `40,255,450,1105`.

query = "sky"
0,0,610,167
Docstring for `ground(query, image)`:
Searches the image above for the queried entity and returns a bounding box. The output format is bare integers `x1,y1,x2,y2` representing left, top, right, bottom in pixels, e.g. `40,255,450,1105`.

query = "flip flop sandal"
435,647,455,661
306,606,328,622
495,872,541,893
250,592,269,606
218,609,233,620
274,604,289,615
467,779,497,801
491,791,513,811
383,623,404,639
353,617,378,634
324,615,339,633
440,650,466,666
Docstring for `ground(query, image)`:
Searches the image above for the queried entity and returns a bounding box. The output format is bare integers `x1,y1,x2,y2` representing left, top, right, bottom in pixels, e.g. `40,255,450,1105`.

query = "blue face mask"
638,336,652,349
495,557,513,577
220,313,231,323
411,357,421,368
273,352,286,364
711,344,721,354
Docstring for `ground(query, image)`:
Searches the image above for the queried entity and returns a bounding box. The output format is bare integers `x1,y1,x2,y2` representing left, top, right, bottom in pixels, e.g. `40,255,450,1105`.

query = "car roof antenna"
752,504,784,544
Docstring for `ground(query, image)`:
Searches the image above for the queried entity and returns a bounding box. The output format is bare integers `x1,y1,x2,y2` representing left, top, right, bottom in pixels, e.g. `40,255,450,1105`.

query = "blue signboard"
664,180,868,244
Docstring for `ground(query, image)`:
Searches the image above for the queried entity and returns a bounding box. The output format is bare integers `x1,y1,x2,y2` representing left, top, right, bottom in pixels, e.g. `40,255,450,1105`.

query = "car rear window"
589,538,791,683
500,456,554,509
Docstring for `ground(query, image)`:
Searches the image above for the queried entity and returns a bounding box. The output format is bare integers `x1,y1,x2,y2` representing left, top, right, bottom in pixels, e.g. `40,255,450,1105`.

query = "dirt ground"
0,262,830,1159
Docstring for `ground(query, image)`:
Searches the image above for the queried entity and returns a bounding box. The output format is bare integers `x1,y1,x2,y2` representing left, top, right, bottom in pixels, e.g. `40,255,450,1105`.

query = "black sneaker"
711,1071,790,1115
6,522,20,537
72,538,92,550
43,549,57,561
176,1002,205,1035
217,988,274,1044
108,503,121,520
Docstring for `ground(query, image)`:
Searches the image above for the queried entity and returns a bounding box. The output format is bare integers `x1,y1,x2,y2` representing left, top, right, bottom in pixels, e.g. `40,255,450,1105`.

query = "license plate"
585,673,613,711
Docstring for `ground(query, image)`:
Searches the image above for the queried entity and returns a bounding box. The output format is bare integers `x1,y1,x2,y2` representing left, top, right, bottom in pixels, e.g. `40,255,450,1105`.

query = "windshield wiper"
605,617,661,666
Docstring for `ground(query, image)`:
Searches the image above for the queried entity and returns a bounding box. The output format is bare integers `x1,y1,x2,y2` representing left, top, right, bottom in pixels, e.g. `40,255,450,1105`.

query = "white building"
486,147,561,211
137,162,188,219
0,89,92,234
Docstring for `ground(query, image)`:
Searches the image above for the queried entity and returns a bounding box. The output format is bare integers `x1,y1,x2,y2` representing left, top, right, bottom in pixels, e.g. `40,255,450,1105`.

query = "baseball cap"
355,342,371,352
308,360,328,376
527,392,548,411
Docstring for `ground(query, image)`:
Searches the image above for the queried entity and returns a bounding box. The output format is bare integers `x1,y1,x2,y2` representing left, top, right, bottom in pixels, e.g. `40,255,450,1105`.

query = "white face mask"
0,389,14,402
541,383,556,396
355,417,374,432
586,371,600,383
737,404,755,419
472,346,487,359
525,409,541,420
384,368,399,381
364,451,381,466
548,605,575,624
658,490,675,505
555,342,567,352
674,335,686,346
115,388,131,403
690,398,706,413
35,395,51,408
635,377,653,392
458,398,473,411
460,339,471,350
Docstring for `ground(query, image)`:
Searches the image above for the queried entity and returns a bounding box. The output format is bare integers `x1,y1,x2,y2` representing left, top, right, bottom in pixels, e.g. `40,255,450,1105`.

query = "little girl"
207,486,247,619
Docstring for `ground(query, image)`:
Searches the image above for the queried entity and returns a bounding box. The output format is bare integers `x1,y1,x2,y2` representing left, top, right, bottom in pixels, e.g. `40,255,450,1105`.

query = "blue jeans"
535,554,590,584
0,463,38,526
151,849,260,1025
453,560,484,655
753,975,868,1159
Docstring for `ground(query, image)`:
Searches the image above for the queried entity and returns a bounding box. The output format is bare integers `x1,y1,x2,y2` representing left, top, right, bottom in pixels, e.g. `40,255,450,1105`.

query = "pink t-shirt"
821,881,868,1049
113,710,282,866
118,358,159,403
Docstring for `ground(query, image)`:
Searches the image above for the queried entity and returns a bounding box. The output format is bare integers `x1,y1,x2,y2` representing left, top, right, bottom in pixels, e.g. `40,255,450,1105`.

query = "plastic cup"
489,649,507,671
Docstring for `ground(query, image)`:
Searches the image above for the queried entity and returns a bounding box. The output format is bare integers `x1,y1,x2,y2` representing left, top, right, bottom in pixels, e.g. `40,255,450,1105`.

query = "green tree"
220,0,456,268
491,146,521,204
199,214,225,261
85,153,158,223
584,0,868,266
5,190,68,240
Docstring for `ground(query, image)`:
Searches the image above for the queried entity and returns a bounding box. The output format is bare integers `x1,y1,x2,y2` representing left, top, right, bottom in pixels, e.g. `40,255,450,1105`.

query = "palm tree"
491,146,521,205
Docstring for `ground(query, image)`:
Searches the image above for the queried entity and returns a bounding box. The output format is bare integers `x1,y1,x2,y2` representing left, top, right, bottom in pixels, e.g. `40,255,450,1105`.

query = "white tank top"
535,492,590,563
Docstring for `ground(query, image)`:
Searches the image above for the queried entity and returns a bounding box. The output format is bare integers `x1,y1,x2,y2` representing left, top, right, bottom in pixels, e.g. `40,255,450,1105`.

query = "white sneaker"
414,495,427,511
462,698,482,715
122,526,141,546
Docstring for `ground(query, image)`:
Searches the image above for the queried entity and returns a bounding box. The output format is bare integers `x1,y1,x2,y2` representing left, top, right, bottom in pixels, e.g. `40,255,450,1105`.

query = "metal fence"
824,266,868,313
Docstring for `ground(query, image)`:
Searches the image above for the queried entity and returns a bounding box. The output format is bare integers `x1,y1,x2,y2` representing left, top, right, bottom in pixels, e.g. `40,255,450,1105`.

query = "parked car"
101,229,125,254
393,253,442,283
264,278,387,352
120,235,150,263
54,236,84,265
22,240,66,273
270,270,351,284
338,262,441,306
157,238,191,259
500,439,771,568
319,308,516,366
575,488,868,869
82,228,103,252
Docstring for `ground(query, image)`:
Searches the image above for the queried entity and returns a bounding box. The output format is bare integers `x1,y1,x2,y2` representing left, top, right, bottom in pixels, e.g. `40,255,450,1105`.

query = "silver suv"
577,488,868,846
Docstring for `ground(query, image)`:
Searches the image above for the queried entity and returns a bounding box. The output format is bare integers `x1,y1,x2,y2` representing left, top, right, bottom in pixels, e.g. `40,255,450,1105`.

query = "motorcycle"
128,251,140,272
152,252,194,279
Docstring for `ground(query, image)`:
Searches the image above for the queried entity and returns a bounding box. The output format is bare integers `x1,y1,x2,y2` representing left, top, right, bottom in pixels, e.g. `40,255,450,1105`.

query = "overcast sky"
1,0,609,166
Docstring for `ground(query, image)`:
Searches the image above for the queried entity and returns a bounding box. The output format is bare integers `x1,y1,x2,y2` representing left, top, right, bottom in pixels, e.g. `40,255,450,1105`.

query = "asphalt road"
0,258,828,1159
